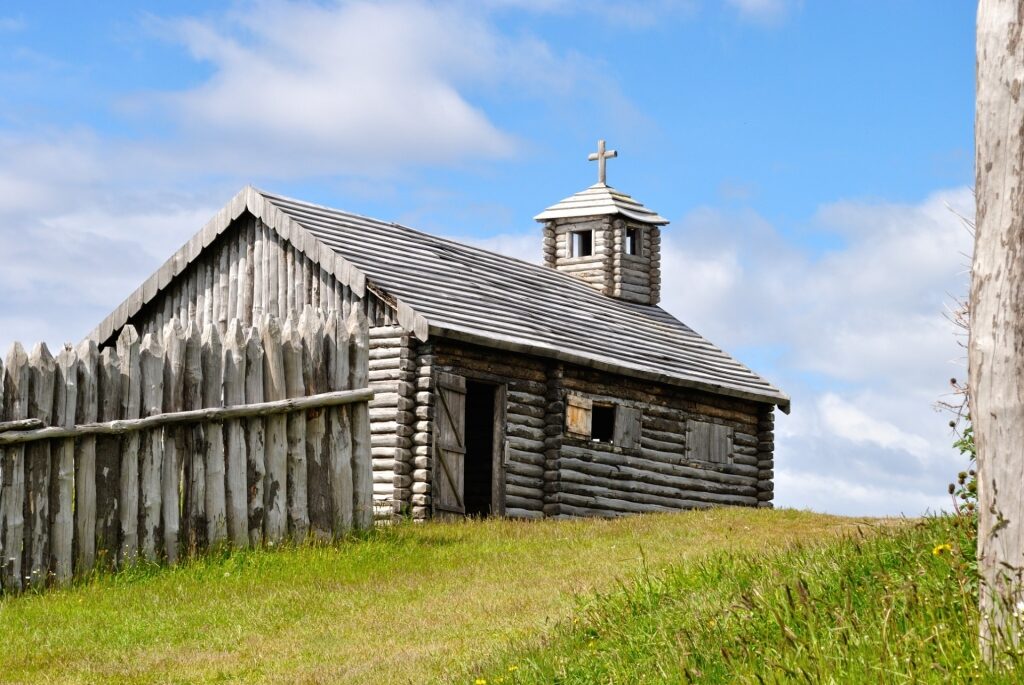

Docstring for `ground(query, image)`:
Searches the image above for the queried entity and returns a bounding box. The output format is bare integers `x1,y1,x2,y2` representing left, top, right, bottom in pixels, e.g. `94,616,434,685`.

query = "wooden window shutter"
433,372,467,515
686,420,734,464
614,406,642,450
565,394,592,438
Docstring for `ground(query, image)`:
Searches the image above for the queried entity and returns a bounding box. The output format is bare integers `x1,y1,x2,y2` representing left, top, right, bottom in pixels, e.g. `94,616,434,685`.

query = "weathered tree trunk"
971,0,1024,657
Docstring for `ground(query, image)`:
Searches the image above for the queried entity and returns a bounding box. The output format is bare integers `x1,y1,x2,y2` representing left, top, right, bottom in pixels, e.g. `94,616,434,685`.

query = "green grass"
0,508,863,684
470,514,1024,685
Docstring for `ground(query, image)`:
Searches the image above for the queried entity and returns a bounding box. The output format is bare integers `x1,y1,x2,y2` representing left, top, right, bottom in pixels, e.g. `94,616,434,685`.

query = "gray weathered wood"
348,308,373,528
94,347,120,568
432,371,466,518
0,418,43,433
182,322,205,553
282,316,309,539
74,340,99,573
117,326,141,566
244,327,266,545
1,343,29,591
223,319,249,547
261,315,288,543
301,308,331,538
161,321,185,564
26,343,55,588
50,346,78,584
138,334,165,562
973,0,1024,655
326,311,353,534
201,324,227,546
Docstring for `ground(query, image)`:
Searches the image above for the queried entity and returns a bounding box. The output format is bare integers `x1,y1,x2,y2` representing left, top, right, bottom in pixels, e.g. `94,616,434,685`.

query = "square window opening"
591,404,616,443
570,230,593,257
625,227,640,256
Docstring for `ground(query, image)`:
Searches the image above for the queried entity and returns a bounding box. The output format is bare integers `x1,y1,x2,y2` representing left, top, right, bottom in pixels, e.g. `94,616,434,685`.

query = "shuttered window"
565,394,642,450
685,419,733,464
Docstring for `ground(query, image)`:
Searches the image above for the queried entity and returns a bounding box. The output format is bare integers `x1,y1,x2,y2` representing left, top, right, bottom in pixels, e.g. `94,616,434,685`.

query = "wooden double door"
432,372,507,518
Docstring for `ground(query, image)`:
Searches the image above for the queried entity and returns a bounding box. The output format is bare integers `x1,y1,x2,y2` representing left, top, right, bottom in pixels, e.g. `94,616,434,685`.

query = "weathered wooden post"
282,315,309,539
138,334,165,562
162,320,186,564
972,0,1024,656
1,344,28,591
201,324,227,546
301,307,331,539
26,343,55,589
244,327,266,545
74,341,99,574
182,322,205,553
261,315,288,543
326,311,353,535
348,308,372,529
117,326,141,566
94,346,120,567
223,319,249,547
51,345,78,583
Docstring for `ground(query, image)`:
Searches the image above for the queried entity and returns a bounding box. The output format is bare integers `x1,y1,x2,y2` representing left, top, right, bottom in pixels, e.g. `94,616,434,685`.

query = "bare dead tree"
971,0,1024,659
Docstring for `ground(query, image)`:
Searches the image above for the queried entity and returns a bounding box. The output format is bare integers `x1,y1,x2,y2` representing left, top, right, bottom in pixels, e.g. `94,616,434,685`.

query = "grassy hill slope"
469,514,1021,684
1,509,862,684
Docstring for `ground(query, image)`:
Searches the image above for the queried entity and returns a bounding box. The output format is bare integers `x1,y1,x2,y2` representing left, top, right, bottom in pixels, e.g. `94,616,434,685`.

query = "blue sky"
0,1,975,515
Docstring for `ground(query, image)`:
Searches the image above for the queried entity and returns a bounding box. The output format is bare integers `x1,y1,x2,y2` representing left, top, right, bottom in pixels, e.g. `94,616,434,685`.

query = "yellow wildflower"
508,665,519,672
932,543,953,556
475,679,487,685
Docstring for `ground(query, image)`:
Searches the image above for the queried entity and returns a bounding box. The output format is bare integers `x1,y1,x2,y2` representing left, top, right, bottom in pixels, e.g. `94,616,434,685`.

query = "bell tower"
534,140,668,305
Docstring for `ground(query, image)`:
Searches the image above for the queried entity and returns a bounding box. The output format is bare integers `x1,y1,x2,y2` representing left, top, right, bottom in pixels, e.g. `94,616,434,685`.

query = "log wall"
367,325,416,519
546,366,771,517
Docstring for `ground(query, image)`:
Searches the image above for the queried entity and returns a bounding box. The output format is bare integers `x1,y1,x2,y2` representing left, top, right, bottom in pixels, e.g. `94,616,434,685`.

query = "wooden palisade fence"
0,306,372,593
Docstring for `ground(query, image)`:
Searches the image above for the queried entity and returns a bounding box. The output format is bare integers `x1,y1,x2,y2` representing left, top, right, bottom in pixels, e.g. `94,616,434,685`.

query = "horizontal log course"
507,472,544,489
504,507,543,520
505,494,543,512
731,453,758,467
506,391,545,408
506,423,546,441
506,402,546,420
506,460,545,479
548,491,683,515
507,448,545,467
640,434,684,453
543,502,622,519
506,483,544,500
506,412,546,430
508,436,546,453
0,389,373,446
733,432,758,447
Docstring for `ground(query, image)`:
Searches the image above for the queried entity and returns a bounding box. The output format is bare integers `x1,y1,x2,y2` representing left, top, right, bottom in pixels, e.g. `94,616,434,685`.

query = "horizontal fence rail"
0,305,373,594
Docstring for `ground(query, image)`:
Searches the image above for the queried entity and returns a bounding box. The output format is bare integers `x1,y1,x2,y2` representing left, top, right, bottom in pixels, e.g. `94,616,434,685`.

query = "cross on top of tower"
587,139,618,185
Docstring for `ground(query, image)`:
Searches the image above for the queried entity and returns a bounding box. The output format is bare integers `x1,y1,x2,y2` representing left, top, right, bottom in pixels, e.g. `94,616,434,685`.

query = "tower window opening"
625,227,640,256
570,230,593,257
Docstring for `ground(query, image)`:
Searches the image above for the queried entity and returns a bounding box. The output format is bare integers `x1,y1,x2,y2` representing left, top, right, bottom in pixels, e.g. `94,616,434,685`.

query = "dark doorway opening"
464,381,497,517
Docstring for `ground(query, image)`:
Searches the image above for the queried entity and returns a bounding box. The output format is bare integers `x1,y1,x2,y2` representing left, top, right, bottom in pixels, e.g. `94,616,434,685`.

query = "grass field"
0,508,866,684
471,513,1024,684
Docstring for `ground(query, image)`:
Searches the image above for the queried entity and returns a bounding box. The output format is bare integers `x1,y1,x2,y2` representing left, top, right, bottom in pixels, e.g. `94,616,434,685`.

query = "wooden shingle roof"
90,187,789,411
533,183,669,225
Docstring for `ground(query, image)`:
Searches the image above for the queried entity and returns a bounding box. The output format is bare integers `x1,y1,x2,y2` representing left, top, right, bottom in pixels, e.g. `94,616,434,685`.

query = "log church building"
88,141,788,521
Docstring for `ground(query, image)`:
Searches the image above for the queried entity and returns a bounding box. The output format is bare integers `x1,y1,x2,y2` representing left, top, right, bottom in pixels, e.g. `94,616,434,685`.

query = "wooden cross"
588,139,618,185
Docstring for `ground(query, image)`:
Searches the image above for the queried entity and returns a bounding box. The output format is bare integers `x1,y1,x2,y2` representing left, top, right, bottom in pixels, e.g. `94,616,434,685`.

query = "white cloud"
124,1,618,177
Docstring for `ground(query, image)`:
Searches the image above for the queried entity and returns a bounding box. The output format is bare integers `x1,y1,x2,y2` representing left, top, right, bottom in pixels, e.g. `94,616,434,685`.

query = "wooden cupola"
534,140,669,305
